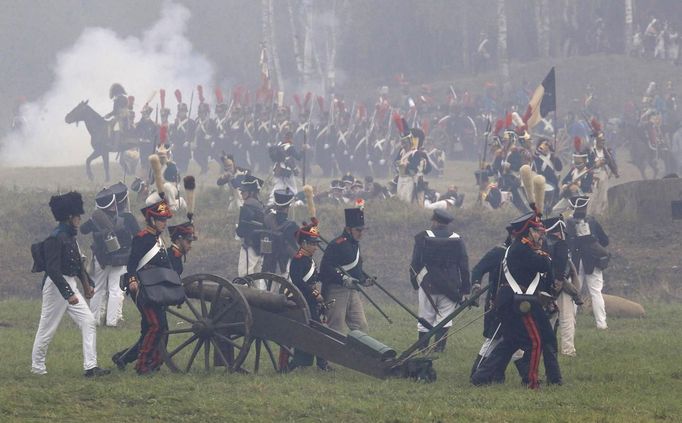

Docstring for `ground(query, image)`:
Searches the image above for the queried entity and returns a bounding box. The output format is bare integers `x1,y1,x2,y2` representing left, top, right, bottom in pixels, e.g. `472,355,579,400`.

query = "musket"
188,90,195,120
581,112,619,177
302,128,308,186
479,116,492,169
318,234,432,330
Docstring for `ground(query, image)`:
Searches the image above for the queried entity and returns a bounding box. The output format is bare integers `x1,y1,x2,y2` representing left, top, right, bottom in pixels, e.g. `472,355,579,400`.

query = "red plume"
215,88,224,104
127,96,135,109
304,92,312,107
504,112,512,129
159,125,168,144
197,85,205,104
160,89,166,109
522,105,532,123
494,119,504,136
421,118,430,136
591,117,602,133
393,112,405,135
293,94,302,112
233,86,243,105
317,96,325,112
174,89,182,104
357,104,366,120
574,136,582,152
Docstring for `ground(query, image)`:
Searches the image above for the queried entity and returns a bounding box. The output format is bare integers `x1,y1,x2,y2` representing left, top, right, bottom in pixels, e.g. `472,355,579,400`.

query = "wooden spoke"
204,339,211,372
198,279,208,318
215,333,244,351
213,322,246,330
166,308,198,325
184,298,204,321
210,338,231,372
167,334,199,359
262,340,279,371
185,339,204,373
164,327,196,336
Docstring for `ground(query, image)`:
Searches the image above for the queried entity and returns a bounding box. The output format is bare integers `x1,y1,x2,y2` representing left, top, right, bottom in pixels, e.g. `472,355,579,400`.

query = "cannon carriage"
161,272,437,381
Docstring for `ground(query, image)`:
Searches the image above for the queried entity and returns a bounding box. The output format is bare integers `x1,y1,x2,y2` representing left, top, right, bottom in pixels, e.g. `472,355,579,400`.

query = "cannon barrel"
184,282,297,313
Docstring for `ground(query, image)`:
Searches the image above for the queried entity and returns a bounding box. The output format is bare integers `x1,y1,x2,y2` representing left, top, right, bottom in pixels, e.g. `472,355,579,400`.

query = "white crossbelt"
302,261,316,283
136,240,163,271
502,247,541,295
340,249,360,272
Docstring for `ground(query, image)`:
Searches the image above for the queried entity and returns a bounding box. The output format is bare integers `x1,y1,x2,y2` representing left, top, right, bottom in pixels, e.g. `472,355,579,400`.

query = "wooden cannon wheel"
162,273,254,373
233,272,310,373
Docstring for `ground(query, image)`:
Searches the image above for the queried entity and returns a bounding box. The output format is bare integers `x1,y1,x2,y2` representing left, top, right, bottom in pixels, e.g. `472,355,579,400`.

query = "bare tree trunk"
302,0,315,86
534,0,550,58
287,0,304,83
497,0,511,96
326,0,338,95
624,0,634,54
262,0,283,92
458,0,470,72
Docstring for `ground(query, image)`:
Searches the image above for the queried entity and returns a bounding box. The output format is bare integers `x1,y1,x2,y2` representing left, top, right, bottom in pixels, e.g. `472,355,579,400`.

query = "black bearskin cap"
49,191,85,221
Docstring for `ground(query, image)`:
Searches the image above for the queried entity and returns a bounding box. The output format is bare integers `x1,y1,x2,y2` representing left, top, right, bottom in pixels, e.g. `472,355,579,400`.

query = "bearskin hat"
49,191,85,222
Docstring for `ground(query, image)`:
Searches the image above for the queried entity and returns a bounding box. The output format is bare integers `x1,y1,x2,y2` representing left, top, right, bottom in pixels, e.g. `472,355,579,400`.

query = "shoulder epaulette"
335,237,347,244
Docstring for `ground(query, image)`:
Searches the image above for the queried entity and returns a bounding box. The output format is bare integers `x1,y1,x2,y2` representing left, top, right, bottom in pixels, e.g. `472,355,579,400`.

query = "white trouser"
397,175,415,204
417,288,457,332
558,291,577,355
579,263,608,329
89,257,125,326
269,175,298,205
588,172,609,216
238,246,264,289
31,276,98,374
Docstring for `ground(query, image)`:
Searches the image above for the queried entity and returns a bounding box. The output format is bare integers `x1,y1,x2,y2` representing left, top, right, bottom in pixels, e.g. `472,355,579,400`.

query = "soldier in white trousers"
31,191,110,377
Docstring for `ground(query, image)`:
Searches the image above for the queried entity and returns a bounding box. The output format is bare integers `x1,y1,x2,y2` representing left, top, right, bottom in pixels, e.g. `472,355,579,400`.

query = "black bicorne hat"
344,208,365,229
542,216,566,235
273,188,295,207
239,175,264,192
49,191,85,221
432,209,454,225
109,181,129,203
95,188,116,209
568,195,590,210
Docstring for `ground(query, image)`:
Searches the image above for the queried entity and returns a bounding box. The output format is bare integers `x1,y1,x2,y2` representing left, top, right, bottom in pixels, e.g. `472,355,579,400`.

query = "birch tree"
497,0,511,96
262,0,283,92
624,0,634,54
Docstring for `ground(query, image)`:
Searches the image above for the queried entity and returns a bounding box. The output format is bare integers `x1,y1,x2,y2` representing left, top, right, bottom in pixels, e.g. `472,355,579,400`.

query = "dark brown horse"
65,100,138,181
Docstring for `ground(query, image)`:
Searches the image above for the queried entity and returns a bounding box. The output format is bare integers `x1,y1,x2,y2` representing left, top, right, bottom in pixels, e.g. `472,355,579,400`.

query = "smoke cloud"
0,2,214,167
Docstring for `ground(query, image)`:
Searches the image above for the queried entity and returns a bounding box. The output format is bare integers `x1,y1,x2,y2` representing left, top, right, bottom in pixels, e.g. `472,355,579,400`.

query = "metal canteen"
104,233,121,253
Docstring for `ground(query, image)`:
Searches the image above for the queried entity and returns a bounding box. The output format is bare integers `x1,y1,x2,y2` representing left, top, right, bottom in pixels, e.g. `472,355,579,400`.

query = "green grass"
1,299,680,422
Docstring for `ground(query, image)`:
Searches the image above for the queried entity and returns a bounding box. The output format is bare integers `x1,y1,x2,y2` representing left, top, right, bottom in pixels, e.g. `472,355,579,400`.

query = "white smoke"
0,2,214,167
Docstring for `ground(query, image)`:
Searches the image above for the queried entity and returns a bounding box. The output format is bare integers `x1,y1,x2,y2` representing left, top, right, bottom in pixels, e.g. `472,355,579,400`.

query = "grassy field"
0,299,680,422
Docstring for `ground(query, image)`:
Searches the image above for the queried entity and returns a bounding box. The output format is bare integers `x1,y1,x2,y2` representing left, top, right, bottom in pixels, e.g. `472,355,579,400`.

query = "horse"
624,120,678,179
65,100,139,181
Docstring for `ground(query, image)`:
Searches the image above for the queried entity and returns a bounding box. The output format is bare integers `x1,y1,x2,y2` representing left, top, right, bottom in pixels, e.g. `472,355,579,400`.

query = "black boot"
418,331,430,350
433,328,449,353
470,354,483,378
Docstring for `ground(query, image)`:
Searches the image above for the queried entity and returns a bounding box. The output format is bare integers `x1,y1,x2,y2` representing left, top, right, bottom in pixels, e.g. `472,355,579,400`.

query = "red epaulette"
136,229,148,237
171,245,183,258
335,237,347,244
293,252,304,259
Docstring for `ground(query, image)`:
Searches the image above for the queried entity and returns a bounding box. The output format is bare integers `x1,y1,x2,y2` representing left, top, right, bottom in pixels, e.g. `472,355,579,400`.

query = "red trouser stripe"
522,314,542,389
137,306,161,372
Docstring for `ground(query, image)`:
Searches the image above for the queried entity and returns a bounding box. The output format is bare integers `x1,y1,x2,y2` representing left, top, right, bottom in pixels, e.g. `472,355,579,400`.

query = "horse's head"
65,100,89,124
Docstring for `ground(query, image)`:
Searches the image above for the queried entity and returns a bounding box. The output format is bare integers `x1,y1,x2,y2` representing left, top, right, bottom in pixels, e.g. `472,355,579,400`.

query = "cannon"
161,272,448,381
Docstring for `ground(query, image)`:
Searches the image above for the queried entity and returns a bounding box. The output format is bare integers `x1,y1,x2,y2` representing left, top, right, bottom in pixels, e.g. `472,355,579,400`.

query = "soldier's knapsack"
268,144,286,163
